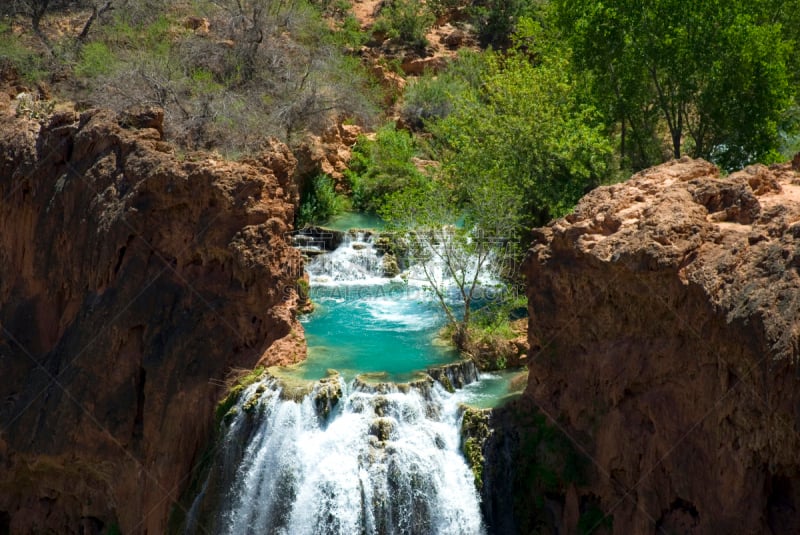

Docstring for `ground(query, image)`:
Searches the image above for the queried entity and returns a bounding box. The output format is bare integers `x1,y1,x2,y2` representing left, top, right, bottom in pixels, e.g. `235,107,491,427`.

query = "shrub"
0,23,47,83
346,123,429,212
75,41,116,78
401,72,464,129
297,174,349,227
373,0,434,50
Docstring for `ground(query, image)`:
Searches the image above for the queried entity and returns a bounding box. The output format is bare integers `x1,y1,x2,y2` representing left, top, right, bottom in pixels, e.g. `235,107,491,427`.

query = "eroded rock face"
0,107,304,534
524,157,800,534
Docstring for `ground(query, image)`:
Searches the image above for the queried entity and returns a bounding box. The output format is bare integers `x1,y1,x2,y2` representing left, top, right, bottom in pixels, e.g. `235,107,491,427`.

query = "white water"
306,232,392,285
215,378,485,535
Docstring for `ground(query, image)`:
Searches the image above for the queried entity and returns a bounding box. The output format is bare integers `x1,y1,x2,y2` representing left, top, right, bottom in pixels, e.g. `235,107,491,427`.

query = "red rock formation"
294,122,363,192
525,157,800,534
0,106,305,533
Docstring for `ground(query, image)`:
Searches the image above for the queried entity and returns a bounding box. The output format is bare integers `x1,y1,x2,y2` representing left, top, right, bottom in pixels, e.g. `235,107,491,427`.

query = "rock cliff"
524,157,800,534
0,104,304,533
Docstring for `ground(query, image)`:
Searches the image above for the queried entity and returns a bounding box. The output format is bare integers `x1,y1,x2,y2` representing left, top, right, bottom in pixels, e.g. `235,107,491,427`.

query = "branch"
77,0,114,43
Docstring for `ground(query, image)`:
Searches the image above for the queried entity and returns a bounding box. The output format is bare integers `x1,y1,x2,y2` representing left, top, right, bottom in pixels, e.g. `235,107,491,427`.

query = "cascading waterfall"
306,232,388,284
185,225,513,534
190,374,485,534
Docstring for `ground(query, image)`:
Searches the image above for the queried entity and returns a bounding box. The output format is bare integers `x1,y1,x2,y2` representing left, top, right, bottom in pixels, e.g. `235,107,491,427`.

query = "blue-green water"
282,230,522,407
323,211,385,232
296,282,458,382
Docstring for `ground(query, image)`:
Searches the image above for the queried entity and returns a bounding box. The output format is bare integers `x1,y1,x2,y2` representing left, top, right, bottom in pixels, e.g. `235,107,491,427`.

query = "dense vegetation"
3,0,799,351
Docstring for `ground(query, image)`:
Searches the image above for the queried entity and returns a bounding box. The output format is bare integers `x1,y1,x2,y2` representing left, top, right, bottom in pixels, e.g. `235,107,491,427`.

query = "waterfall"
183,228,508,534
305,232,390,284
189,375,486,534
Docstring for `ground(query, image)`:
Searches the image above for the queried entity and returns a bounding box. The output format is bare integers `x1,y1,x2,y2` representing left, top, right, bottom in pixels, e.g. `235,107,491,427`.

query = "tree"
556,0,797,170
379,181,514,350
431,23,613,231
1,0,114,51
346,123,429,211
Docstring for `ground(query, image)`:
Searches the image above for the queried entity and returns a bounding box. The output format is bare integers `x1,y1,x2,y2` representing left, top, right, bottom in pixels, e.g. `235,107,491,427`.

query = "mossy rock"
313,376,344,419
369,417,395,442
382,253,401,277
460,407,491,491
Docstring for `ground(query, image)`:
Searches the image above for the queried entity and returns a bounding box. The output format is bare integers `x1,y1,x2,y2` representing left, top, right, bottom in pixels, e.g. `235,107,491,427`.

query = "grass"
214,366,266,426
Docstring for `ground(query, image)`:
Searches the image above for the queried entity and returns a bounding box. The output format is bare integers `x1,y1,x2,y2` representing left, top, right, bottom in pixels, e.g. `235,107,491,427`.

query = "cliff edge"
525,157,800,534
0,102,304,533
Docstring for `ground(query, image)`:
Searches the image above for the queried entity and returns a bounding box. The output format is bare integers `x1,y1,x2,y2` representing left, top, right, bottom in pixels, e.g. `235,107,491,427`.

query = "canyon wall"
0,104,304,533
524,157,800,534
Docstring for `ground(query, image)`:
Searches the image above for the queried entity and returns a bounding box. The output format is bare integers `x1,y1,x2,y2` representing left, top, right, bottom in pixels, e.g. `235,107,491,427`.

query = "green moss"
578,504,612,534
215,366,266,425
460,407,491,491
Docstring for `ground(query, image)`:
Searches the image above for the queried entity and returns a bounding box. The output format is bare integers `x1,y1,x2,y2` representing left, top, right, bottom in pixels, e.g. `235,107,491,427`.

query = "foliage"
400,48,488,130
373,0,434,50
347,123,429,212
427,0,468,18
215,366,265,426
460,407,490,489
79,0,378,153
0,22,47,82
379,180,514,350
431,26,613,231
74,41,115,78
471,292,527,340
469,0,544,48
556,0,798,171
13,91,55,119
297,174,350,227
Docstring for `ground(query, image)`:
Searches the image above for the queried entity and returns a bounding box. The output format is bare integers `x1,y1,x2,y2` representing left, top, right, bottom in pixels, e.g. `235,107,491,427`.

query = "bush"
0,23,47,83
75,41,116,78
297,174,349,227
373,0,434,50
401,72,464,129
346,123,429,212
428,0,469,19
401,50,488,130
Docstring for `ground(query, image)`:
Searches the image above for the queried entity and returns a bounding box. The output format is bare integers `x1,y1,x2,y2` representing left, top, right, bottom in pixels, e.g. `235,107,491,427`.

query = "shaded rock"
294,122,362,192
442,29,466,49
117,105,164,137
0,108,303,534
184,16,210,34
369,417,396,441
400,55,448,75
523,157,800,534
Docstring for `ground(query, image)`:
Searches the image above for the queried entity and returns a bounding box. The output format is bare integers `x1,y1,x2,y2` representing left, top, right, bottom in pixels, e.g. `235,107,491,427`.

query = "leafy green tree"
346,123,429,212
556,0,797,170
431,25,613,231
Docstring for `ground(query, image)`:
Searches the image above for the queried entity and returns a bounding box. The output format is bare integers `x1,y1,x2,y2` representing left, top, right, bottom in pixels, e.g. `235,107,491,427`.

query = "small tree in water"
380,180,519,351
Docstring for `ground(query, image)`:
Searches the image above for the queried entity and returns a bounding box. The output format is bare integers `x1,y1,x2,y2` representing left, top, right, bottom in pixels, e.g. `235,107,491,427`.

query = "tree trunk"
453,323,470,352
78,1,114,42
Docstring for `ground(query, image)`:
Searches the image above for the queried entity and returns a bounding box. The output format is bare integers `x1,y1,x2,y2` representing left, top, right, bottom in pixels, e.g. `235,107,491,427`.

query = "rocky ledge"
0,105,304,534
524,157,800,534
